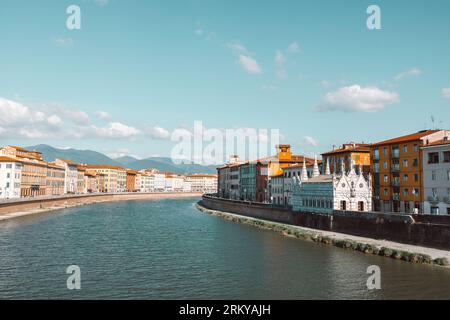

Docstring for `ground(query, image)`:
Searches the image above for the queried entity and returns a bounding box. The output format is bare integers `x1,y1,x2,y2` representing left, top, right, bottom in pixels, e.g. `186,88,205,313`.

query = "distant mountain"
25,144,218,174
114,155,139,166
26,144,122,166
126,157,218,175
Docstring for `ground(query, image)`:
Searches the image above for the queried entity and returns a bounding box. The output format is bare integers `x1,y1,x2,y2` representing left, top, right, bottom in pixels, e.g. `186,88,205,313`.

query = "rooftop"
322,143,371,156
302,175,334,183
372,130,440,146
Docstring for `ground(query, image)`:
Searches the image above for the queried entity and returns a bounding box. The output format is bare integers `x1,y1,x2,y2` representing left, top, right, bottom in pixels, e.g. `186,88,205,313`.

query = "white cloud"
47,115,63,127
94,122,139,138
394,68,422,81
149,126,171,140
442,88,450,99
54,37,74,48
95,111,112,120
227,42,248,54
94,0,109,6
304,136,319,146
238,55,262,75
288,41,300,53
274,50,287,80
194,29,204,36
316,85,399,112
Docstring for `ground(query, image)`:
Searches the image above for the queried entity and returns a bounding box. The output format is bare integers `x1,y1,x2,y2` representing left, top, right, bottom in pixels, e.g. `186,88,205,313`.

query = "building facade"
186,174,218,194
321,143,371,175
292,163,372,214
55,159,78,194
0,156,22,199
422,137,450,215
370,130,449,213
46,162,65,196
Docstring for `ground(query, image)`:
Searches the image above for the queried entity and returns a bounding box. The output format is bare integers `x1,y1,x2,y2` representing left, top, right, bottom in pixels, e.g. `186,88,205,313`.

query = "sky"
0,0,449,163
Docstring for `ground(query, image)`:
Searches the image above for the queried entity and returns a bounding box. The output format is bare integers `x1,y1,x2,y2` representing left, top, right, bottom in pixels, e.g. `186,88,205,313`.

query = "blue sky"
0,0,449,162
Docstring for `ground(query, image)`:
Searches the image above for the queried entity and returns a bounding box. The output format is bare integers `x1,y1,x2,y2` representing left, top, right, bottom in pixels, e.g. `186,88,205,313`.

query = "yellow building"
85,165,123,193
321,143,371,174
0,146,47,197
46,162,65,196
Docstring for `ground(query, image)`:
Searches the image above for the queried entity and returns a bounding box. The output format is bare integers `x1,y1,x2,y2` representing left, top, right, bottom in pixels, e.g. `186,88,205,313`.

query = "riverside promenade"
0,192,202,221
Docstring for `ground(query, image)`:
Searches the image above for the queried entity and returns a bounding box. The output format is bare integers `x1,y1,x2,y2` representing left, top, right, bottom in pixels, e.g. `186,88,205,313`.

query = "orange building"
126,169,138,192
370,129,447,213
321,143,371,174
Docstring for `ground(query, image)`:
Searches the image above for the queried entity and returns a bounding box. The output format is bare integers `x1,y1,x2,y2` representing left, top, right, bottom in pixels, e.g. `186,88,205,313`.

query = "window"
358,201,364,211
6,182,10,188
383,161,388,169
444,151,450,163
6,164,12,169
403,145,408,153
448,170,450,181
413,158,418,167
413,144,418,152
384,188,388,196
414,174,419,182
447,188,450,197
432,170,437,181
6,173,10,178
384,175,389,183
428,152,439,164
432,188,438,197
403,174,408,182
340,201,347,211
413,188,419,196
403,189,409,196
405,202,410,213
383,147,388,156
373,149,379,159
447,208,450,215
403,159,409,167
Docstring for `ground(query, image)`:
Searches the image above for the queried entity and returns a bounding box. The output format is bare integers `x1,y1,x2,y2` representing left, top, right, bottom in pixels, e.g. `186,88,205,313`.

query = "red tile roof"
372,130,440,146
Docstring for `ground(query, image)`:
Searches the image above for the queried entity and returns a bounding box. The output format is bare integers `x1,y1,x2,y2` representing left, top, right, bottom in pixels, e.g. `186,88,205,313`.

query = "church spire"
301,158,308,181
325,158,331,175
313,155,320,178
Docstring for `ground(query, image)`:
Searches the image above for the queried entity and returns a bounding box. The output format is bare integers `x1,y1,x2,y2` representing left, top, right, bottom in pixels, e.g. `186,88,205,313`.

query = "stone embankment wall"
200,195,450,251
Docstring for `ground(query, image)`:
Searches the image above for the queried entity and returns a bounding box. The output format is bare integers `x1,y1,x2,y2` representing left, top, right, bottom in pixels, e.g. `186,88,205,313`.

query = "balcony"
392,151,400,159
391,164,400,172
393,194,400,201
427,196,440,203
391,179,400,187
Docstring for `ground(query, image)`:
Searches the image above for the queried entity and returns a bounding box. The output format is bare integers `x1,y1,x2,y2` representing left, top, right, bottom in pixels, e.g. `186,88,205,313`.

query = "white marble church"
292,158,372,214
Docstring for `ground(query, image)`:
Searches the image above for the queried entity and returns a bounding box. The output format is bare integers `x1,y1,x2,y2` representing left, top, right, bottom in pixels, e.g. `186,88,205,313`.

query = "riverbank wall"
0,192,202,220
199,195,450,251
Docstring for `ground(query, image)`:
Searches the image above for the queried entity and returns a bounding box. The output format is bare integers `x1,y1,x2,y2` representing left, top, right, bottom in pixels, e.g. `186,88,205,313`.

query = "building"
280,158,320,207
126,170,138,192
422,136,450,215
117,167,127,192
76,165,87,194
85,165,120,193
292,162,372,214
239,162,257,201
165,173,184,192
270,173,284,205
84,171,99,193
186,174,218,194
217,145,314,203
46,162,65,196
321,143,371,175
370,130,448,213
55,159,78,194
140,169,165,192
1,146,48,197
0,156,22,199
182,179,192,192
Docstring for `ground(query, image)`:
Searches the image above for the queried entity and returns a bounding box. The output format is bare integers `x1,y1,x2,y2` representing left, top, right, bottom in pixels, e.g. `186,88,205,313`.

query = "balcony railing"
392,179,400,187
393,194,400,201
391,164,400,172
427,196,440,202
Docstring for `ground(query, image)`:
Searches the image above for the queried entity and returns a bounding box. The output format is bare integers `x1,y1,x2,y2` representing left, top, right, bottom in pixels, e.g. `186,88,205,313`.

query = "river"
0,198,449,299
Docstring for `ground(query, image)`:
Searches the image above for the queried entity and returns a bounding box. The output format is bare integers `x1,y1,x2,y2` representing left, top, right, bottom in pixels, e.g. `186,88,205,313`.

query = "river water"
0,198,449,299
